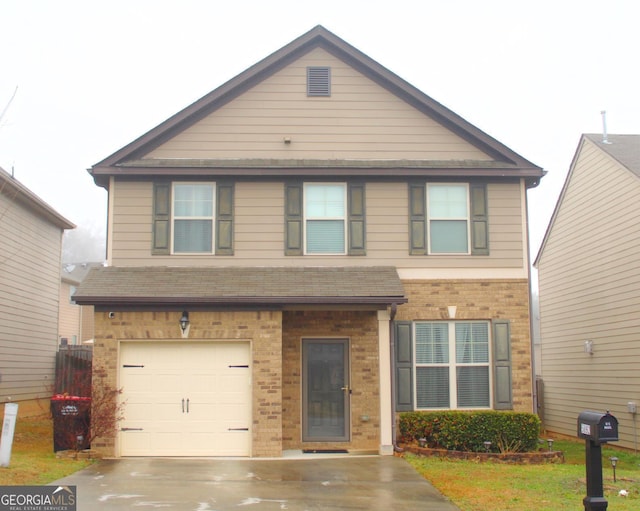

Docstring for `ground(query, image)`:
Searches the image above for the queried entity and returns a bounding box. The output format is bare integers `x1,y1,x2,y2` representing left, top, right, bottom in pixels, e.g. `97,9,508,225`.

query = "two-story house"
535,134,640,450
74,26,544,458
0,166,75,416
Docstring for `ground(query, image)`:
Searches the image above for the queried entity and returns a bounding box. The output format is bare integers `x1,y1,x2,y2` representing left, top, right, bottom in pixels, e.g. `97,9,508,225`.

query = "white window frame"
414,321,492,410
427,183,471,255
303,183,347,255
170,182,216,255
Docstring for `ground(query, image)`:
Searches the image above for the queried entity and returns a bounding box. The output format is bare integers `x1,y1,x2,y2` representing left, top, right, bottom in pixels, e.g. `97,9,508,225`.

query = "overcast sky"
1,0,638,261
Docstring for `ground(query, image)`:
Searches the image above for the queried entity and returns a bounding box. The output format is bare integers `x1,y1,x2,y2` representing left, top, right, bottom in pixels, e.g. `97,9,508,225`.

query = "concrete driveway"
53,455,460,510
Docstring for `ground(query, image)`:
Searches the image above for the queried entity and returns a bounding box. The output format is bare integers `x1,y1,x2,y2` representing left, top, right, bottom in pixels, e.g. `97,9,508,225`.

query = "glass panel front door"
302,339,350,442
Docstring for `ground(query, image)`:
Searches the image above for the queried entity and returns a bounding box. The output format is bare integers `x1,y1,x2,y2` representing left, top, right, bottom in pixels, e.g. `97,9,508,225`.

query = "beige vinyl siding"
58,280,80,344
0,192,64,402
110,179,526,270
538,138,640,450
146,48,491,162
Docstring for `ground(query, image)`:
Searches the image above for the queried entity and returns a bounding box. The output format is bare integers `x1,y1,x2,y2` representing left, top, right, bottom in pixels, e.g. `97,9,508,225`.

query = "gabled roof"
90,25,543,188
0,166,75,229
73,266,407,307
534,133,640,266
583,134,640,178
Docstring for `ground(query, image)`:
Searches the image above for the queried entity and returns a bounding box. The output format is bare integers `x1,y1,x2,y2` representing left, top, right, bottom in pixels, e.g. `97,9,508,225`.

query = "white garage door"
118,341,251,456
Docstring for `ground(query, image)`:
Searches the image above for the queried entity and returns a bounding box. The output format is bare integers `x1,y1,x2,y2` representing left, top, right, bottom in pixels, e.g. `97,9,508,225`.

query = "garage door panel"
119,341,251,457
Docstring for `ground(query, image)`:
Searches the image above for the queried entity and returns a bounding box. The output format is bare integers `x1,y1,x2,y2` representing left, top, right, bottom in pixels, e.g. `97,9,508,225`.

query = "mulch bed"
399,443,564,464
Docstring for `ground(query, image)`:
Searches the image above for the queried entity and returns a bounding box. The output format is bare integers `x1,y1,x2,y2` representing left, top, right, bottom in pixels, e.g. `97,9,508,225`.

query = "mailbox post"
577,411,619,511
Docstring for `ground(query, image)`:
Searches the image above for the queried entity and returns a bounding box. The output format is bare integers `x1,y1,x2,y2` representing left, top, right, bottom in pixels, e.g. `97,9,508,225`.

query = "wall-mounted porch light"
180,311,190,333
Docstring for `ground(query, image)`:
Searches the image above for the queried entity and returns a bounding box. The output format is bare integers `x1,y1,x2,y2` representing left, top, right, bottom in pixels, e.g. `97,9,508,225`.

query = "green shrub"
399,411,541,453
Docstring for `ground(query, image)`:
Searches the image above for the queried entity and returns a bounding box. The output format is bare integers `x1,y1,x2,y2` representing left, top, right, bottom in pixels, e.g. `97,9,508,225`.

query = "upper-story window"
409,182,488,256
427,184,469,254
172,183,215,253
304,183,346,254
152,181,234,256
285,181,365,256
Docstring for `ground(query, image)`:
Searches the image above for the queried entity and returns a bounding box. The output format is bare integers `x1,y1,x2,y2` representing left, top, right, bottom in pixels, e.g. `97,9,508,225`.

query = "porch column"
377,309,393,455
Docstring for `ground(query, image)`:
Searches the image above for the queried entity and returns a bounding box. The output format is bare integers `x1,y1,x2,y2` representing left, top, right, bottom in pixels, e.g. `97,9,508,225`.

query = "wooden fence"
55,345,93,396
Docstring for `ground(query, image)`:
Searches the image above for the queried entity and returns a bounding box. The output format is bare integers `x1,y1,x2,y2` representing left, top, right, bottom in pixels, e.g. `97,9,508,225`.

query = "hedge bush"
399,411,541,453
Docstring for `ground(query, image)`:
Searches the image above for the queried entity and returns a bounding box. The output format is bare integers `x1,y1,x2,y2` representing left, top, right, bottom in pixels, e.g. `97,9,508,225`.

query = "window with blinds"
304,183,346,254
172,183,215,253
415,321,490,409
427,183,470,254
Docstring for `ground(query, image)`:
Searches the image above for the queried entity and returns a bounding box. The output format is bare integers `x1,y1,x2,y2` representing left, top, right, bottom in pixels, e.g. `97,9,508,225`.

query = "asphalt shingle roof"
73,266,407,307
584,134,640,178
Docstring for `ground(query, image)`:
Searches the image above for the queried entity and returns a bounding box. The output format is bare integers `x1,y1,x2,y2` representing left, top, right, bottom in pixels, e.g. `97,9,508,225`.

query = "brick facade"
92,279,532,457
395,279,533,412
91,310,283,457
282,310,381,453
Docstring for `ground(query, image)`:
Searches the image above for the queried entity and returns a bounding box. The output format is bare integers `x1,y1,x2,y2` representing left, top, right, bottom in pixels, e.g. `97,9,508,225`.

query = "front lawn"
0,414,94,485
405,438,640,510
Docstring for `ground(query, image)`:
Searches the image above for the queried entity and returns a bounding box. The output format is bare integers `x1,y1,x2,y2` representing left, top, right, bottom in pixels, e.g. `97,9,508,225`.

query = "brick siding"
396,279,533,412
91,310,283,457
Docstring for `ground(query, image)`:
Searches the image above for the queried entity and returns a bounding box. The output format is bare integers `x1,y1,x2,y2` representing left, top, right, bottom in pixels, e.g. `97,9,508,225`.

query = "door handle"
182,398,185,413
186,398,189,413
341,386,351,394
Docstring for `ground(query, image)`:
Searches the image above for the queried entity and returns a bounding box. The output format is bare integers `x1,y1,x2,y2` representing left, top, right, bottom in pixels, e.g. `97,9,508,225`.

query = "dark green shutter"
284,182,303,256
409,183,427,255
395,321,414,412
216,182,234,255
470,183,489,255
493,320,513,410
348,182,366,255
152,181,171,255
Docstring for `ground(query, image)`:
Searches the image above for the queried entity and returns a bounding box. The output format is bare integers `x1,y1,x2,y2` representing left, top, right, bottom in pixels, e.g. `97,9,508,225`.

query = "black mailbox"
577,411,618,444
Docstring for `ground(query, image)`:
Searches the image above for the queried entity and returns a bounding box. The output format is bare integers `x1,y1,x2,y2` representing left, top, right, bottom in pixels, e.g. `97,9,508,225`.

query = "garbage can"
51,395,91,452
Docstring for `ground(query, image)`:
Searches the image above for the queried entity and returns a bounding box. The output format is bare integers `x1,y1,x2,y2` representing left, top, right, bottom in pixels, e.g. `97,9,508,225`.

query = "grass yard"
0,414,94,486
406,439,640,511
2,415,640,511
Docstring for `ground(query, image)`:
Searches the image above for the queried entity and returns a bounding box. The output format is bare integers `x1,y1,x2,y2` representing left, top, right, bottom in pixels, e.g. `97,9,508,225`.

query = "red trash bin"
50,394,91,451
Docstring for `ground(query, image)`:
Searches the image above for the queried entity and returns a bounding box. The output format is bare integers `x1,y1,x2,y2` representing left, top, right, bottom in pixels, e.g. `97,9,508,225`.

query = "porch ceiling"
73,266,407,307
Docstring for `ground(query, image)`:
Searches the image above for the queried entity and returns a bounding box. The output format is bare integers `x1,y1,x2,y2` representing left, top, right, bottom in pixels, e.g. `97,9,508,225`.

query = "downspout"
389,303,403,453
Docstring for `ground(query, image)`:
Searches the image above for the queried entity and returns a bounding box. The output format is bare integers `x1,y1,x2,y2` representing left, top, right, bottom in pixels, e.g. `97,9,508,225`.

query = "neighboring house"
59,262,101,345
535,134,640,450
0,166,75,415
74,26,544,458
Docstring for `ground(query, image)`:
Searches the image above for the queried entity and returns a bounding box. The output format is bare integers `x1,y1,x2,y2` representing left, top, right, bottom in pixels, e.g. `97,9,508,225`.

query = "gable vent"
307,66,331,96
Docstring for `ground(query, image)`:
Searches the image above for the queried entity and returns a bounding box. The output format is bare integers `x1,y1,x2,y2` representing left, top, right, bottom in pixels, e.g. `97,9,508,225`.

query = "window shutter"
409,183,427,255
470,183,489,255
284,182,303,255
394,321,414,412
152,181,171,255
348,182,366,255
216,182,234,255
493,320,513,410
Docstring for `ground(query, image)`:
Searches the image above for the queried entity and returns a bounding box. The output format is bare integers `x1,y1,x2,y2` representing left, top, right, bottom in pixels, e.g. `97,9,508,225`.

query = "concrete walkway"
53,455,460,510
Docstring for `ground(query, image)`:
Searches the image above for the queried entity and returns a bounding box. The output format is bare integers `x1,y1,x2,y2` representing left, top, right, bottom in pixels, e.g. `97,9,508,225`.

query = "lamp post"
547,438,554,451
609,457,618,483
483,441,492,453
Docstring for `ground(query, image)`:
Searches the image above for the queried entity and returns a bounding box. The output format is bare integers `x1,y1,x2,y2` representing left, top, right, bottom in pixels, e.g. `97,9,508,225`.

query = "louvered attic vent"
307,66,331,96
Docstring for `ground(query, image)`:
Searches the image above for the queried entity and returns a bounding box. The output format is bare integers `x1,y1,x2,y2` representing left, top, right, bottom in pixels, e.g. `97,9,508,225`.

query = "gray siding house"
0,166,75,415
535,134,640,450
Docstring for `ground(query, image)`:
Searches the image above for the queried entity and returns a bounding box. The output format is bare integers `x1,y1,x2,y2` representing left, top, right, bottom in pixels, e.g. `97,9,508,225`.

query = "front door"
302,339,350,442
